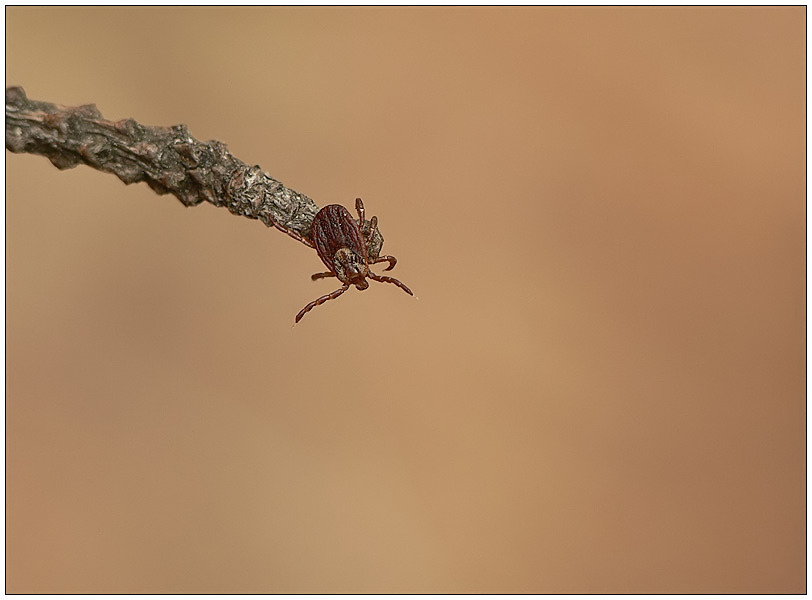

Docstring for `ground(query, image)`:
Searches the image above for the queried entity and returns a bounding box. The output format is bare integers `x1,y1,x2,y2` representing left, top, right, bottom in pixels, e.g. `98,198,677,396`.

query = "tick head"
333,247,370,290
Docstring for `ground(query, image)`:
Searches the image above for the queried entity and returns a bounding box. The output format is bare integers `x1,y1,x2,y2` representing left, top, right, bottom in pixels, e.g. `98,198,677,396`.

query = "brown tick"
294,198,413,323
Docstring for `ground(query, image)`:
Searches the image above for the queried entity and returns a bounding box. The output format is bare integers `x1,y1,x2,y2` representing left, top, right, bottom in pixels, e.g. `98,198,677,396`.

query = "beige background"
6,7,805,593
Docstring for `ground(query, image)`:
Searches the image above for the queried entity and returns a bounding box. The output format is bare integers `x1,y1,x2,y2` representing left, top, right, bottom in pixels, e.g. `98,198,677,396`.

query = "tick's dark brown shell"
312,204,368,271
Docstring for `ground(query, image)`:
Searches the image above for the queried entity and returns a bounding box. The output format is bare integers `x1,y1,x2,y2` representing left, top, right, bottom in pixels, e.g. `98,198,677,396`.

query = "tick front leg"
362,214,385,259
371,255,397,271
366,215,378,240
311,271,335,281
369,271,413,296
355,198,366,228
295,284,350,323
270,218,315,248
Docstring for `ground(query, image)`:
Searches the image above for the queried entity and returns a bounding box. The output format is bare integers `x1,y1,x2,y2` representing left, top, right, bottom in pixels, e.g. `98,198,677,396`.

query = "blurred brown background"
6,7,805,593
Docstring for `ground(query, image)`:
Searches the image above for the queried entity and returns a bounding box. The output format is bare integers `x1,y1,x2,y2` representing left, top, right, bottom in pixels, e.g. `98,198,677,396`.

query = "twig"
5,86,377,248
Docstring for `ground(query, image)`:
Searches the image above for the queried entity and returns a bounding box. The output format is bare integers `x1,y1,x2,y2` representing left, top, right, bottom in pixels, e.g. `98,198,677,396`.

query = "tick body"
295,198,413,323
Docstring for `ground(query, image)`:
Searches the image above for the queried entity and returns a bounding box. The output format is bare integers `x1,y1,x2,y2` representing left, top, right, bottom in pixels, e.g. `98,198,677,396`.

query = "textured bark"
6,86,384,250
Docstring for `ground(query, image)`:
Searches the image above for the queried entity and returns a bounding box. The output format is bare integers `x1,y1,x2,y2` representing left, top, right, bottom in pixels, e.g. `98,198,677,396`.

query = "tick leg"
311,271,335,281
371,255,397,271
369,271,413,296
270,218,315,248
363,214,382,258
355,198,366,228
366,215,378,239
295,284,350,323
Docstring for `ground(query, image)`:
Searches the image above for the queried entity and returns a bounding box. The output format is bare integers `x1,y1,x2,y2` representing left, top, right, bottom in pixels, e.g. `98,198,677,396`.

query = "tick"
295,198,413,323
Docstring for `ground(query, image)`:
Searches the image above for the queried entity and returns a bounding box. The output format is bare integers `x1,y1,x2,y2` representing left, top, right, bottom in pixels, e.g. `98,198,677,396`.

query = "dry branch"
5,87,384,250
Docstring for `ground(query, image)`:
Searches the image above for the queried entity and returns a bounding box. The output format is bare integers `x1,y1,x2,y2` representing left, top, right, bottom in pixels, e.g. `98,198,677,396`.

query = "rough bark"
6,86,383,250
